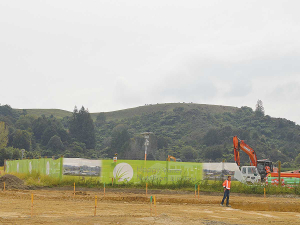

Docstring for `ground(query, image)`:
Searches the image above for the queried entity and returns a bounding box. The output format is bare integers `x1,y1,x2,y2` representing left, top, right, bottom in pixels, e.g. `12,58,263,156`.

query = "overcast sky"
1,1,300,124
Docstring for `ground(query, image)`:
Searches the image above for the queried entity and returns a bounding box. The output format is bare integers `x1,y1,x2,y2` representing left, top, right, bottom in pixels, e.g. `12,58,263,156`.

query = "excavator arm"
167,155,176,162
233,136,257,167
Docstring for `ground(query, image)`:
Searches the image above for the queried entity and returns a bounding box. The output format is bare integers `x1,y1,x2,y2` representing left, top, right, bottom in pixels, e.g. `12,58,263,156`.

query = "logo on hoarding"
29,162,32,174
113,163,133,182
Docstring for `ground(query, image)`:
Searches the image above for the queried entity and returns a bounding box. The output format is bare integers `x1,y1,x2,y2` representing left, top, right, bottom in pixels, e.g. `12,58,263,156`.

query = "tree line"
1,101,300,168
0,105,95,165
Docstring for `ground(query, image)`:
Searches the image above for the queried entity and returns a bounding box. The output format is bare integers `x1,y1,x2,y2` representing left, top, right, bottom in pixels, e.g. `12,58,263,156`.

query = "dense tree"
47,135,64,153
15,115,36,131
180,146,198,162
204,145,223,161
95,113,106,127
0,147,13,166
255,99,265,117
0,121,9,149
295,153,300,166
69,106,96,149
109,125,131,158
11,129,31,151
41,126,58,145
69,141,86,157
32,116,48,141
0,104,20,125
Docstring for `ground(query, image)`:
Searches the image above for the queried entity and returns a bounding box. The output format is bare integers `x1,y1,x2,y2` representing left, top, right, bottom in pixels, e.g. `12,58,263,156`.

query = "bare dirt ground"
0,187,300,225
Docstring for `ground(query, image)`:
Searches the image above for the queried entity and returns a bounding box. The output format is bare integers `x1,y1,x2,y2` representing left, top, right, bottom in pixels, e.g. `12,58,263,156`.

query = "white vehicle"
234,166,261,184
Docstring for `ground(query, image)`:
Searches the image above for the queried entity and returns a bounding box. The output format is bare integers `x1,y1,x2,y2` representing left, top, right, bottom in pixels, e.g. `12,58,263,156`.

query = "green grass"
14,103,238,121
10,172,300,196
15,109,72,119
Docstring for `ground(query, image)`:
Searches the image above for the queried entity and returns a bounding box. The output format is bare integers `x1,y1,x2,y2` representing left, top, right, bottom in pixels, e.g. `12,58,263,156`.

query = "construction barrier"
267,176,300,185
101,160,203,184
5,158,239,185
5,158,62,179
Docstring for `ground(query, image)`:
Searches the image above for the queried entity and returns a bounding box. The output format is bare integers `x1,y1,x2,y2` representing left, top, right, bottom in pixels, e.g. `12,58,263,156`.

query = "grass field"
14,103,239,121
6,172,300,197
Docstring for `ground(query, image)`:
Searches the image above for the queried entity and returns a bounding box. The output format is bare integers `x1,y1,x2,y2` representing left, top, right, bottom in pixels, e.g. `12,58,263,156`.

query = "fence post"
150,196,152,216
31,194,33,217
94,195,97,216
59,156,63,181
154,195,157,216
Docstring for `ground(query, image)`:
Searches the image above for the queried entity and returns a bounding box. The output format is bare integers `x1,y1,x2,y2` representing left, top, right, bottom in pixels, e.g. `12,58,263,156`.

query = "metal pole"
145,144,147,161
21,149,25,160
278,161,281,186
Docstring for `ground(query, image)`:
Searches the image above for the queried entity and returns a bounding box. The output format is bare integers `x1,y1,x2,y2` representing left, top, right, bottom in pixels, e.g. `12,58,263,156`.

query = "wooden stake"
198,185,200,199
195,184,196,198
3,182,5,191
154,195,157,217
146,183,148,197
94,195,97,216
264,188,266,198
150,196,152,216
112,178,114,186
104,183,105,196
74,182,75,197
31,194,33,217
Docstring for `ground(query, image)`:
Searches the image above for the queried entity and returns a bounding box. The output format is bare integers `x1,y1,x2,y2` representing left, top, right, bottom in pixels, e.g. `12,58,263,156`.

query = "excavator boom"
233,136,257,167
167,155,176,162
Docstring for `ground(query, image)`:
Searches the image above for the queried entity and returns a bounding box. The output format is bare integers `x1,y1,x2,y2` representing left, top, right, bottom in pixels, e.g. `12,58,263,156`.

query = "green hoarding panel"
102,160,202,184
267,177,300,185
5,158,62,178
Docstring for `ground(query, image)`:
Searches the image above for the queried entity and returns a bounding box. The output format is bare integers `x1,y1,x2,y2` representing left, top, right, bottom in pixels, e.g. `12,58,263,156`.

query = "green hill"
15,103,238,121
15,108,72,119
2,103,299,168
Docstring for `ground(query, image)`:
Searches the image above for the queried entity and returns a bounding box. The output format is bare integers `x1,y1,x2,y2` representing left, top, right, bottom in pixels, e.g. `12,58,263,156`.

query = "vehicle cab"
234,166,261,184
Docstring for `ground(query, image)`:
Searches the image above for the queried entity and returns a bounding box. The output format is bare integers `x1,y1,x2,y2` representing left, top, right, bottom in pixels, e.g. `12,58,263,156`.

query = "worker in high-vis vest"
220,176,231,207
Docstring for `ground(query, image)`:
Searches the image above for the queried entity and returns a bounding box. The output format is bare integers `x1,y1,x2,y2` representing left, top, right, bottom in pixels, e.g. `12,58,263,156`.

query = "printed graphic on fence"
5,159,240,184
113,163,134,182
202,163,239,180
5,158,62,178
101,160,203,184
63,158,101,176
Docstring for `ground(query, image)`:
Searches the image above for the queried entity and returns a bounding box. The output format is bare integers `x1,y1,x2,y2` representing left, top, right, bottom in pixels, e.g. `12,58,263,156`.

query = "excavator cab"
257,159,273,180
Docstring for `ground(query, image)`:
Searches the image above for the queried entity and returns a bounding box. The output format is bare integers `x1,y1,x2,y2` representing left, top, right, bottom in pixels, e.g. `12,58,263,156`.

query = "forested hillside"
1,102,300,168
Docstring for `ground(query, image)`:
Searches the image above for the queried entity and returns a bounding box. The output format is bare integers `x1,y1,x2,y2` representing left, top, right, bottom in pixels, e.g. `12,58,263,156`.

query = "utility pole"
21,149,25,160
141,132,152,161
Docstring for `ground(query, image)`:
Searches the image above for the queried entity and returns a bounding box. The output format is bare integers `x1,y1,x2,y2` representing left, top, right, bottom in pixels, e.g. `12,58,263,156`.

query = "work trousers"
221,189,230,205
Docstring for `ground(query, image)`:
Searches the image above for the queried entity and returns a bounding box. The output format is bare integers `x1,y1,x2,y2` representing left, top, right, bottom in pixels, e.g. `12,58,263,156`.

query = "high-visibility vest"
223,180,231,190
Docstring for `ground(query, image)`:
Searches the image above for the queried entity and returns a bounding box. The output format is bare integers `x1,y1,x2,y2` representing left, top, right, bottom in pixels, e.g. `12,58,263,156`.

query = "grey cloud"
224,80,253,97
269,82,300,101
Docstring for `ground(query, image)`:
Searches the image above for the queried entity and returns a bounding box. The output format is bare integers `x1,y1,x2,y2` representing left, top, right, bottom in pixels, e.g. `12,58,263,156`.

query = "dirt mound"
0,174,28,190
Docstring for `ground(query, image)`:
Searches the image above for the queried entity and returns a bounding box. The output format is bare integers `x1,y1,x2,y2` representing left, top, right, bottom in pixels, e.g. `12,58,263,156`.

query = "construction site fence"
5,158,239,184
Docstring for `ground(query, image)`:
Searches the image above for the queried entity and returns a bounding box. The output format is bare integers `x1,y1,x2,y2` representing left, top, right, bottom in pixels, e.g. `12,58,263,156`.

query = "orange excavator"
167,155,176,162
233,136,257,167
233,136,273,180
